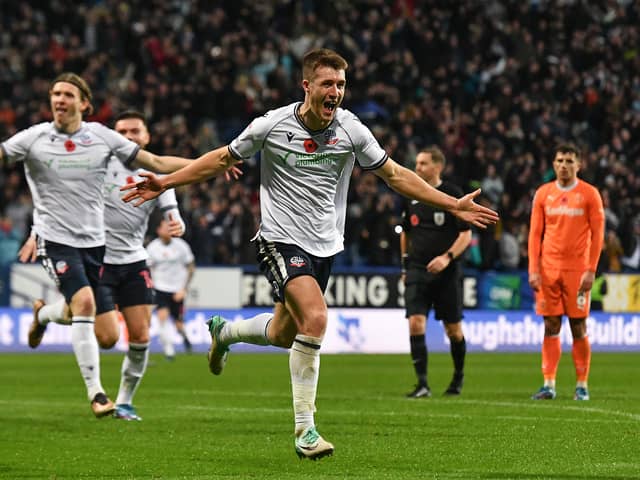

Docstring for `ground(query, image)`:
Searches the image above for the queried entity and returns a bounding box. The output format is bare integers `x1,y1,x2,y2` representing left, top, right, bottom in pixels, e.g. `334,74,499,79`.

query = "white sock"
576,380,588,389
544,379,556,389
71,316,104,400
38,298,68,325
158,320,175,357
116,342,149,406
290,334,321,435
219,312,272,346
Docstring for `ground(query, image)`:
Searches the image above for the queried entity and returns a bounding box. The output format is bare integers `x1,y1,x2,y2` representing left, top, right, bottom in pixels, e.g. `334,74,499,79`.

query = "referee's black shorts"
404,263,463,323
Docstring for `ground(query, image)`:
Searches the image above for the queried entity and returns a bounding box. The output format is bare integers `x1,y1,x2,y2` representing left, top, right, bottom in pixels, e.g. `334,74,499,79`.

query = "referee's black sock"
409,334,428,387
450,337,466,377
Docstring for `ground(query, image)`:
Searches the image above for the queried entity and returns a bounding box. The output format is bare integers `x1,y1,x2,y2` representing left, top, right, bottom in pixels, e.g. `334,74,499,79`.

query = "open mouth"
323,101,337,114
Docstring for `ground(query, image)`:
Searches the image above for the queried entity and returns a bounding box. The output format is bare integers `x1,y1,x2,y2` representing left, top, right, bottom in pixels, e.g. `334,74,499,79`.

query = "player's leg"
564,270,592,400
38,240,114,416
207,238,298,374
282,275,334,460
114,305,151,420
154,291,175,360
28,297,70,348
532,267,563,400
171,299,192,353
69,285,114,416
112,261,154,420
568,318,590,400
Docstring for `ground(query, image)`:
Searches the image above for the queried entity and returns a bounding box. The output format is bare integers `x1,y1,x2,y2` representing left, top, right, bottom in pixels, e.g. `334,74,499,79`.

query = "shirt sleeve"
181,239,195,264
1,124,47,163
158,189,185,236
587,185,605,272
343,113,388,171
228,112,274,160
92,123,140,166
528,187,545,274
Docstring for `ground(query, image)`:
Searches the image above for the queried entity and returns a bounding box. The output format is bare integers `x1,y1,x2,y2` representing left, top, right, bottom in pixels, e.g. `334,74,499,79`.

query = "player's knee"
299,309,327,336
95,330,119,349
70,290,96,316
271,330,295,348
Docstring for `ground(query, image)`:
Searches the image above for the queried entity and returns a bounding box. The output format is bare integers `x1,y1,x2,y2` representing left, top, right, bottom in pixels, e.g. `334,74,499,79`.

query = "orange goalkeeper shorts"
535,267,591,318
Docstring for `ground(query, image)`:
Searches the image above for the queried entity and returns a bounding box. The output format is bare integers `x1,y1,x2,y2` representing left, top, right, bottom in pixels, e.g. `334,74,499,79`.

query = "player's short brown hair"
554,143,581,159
50,72,94,115
302,49,348,82
420,146,446,166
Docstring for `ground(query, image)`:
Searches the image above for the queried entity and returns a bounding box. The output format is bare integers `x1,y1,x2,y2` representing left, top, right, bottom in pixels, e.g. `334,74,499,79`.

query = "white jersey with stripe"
146,237,194,293
229,102,388,257
102,159,181,265
1,121,139,247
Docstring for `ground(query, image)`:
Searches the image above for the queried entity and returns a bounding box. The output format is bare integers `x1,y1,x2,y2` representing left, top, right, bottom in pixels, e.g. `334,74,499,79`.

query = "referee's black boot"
444,373,464,395
406,384,431,398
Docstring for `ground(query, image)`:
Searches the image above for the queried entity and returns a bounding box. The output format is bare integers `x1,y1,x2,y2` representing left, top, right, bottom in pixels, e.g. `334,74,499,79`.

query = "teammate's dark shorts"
154,290,184,320
404,263,463,323
255,234,334,303
36,236,104,304
96,260,154,315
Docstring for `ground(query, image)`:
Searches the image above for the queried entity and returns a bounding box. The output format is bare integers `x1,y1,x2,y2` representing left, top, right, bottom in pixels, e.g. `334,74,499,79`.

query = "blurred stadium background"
1,2,639,479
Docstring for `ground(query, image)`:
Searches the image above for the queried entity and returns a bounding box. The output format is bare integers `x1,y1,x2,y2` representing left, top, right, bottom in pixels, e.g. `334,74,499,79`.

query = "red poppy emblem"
410,214,419,226
64,139,76,152
303,138,318,153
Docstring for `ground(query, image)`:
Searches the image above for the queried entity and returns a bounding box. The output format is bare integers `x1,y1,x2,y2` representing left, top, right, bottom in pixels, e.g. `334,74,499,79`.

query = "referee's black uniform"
402,181,469,320
402,180,469,396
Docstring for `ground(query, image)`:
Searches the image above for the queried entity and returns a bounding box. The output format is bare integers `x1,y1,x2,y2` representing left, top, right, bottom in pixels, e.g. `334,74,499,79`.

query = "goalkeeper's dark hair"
114,110,147,125
554,142,581,159
49,72,94,115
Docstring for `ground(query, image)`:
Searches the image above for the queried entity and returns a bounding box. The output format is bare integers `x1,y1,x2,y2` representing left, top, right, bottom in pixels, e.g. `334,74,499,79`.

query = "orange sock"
541,336,562,381
572,336,591,383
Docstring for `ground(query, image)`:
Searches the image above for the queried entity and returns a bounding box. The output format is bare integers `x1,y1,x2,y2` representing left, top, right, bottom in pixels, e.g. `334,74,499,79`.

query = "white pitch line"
151,389,640,422
1,399,636,424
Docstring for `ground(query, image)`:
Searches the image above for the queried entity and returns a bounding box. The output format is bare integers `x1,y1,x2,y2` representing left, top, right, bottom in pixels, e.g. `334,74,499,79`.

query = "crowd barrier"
1,307,638,353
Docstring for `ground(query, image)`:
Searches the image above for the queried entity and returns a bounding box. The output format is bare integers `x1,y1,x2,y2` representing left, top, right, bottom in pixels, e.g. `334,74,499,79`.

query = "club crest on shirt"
78,134,93,145
289,256,306,267
56,260,69,275
324,129,338,145
434,212,445,226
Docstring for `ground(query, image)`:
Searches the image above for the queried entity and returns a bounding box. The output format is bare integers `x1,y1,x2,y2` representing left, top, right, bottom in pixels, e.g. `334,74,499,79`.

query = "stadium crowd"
1,0,639,271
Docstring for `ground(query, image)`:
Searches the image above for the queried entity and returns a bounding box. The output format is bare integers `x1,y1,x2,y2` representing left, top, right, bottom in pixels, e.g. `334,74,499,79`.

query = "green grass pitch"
0,352,638,479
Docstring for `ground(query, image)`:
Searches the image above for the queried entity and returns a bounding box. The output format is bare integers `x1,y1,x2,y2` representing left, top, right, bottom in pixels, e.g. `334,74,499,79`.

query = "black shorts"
255,235,334,304
96,260,154,314
36,237,104,304
154,290,184,320
404,263,463,323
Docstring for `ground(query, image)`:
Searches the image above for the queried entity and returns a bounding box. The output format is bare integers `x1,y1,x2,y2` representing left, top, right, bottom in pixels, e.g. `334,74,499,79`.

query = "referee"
401,146,471,398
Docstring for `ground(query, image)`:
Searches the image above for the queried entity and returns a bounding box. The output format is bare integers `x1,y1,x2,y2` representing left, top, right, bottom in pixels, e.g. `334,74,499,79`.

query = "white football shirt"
1,121,139,247
102,159,183,264
146,237,194,293
229,103,388,257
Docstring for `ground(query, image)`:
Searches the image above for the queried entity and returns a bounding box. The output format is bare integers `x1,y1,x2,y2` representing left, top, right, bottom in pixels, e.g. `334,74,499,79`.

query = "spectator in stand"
1,1,640,268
